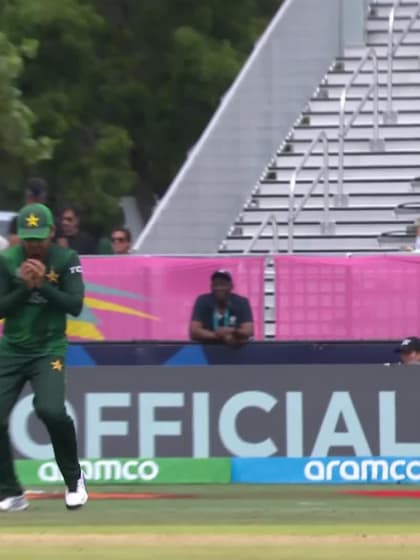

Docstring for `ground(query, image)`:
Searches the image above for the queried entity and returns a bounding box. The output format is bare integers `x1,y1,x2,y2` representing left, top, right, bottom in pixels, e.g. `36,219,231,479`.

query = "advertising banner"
232,457,420,484
275,254,420,340
0,256,264,342
12,364,420,460
74,256,265,341
16,458,230,485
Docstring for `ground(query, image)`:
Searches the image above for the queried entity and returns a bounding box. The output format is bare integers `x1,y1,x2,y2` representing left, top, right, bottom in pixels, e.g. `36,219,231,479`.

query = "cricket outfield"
1,485,420,559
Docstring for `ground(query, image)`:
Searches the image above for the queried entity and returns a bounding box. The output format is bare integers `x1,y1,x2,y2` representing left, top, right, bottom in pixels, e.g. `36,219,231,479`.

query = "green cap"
17,203,54,240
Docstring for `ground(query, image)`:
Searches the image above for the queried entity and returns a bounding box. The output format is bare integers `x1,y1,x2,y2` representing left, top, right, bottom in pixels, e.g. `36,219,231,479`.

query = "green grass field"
2,485,420,559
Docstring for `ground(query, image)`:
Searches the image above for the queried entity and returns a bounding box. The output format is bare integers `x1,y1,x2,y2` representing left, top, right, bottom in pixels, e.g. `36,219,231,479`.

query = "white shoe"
0,494,29,512
65,473,88,510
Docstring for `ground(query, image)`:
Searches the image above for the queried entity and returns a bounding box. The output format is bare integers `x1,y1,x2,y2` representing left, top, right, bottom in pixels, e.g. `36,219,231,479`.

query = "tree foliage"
0,0,280,232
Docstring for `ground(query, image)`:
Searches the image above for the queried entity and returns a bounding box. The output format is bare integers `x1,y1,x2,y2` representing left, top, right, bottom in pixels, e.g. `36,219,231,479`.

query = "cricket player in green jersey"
0,203,88,512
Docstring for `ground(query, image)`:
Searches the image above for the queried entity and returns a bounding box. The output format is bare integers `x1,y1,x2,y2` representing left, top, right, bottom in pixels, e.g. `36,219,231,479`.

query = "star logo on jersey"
26,213,40,227
51,359,63,372
46,268,59,283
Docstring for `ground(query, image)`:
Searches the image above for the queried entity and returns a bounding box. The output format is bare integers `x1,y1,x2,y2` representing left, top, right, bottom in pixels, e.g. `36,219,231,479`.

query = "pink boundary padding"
274,254,420,340
76,256,265,341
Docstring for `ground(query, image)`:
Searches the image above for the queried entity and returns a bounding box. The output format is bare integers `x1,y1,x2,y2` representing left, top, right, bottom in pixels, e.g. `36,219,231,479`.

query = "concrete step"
221,235,384,253
344,45,420,58
322,83,420,97
366,17,420,32
232,221,413,236
337,56,420,72
219,247,397,256
282,137,420,152
252,192,420,208
309,97,420,112
302,109,420,126
367,29,420,43
240,207,410,222
257,179,414,195
274,151,419,168
373,3,420,19
270,165,420,181
325,69,420,85
292,123,420,140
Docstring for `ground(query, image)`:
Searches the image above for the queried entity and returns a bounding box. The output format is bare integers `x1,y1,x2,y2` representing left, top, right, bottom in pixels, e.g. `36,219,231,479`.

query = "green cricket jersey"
0,244,84,355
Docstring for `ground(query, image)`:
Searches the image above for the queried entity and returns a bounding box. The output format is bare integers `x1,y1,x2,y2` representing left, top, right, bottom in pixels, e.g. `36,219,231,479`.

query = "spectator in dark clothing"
189,270,254,345
111,227,132,255
8,178,48,246
395,337,420,365
57,206,97,255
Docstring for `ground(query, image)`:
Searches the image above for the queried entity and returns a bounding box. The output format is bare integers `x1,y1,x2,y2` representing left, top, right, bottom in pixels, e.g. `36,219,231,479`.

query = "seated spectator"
57,206,97,255
189,270,254,345
8,178,49,247
395,337,420,365
110,227,132,255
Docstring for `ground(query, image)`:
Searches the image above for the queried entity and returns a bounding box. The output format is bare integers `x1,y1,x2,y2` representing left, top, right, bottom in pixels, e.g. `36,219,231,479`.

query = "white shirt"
0,235,9,251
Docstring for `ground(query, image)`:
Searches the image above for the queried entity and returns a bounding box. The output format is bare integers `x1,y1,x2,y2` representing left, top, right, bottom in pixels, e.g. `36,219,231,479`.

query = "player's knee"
34,404,68,423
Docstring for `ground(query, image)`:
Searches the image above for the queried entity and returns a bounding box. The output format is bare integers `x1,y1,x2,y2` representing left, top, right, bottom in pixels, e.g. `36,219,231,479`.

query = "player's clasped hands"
20,259,46,289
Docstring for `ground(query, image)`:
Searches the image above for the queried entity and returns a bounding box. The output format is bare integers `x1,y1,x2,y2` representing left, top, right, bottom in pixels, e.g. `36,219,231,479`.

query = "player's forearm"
39,283,84,316
0,285,31,317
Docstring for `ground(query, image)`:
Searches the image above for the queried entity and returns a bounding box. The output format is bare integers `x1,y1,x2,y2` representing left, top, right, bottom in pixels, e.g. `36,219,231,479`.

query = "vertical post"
271,216,279,254
288,179,295,254
372,51,379,144
265,255,274,340
384,1,399,124
322,133,330,231
369,48,384,151
337,88,346,206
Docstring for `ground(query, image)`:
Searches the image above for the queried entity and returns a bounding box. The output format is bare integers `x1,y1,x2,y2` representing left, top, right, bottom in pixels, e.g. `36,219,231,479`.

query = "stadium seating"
219,0,420,255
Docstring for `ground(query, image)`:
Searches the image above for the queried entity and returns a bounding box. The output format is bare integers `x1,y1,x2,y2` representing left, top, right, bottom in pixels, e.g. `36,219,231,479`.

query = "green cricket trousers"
0,353,80,495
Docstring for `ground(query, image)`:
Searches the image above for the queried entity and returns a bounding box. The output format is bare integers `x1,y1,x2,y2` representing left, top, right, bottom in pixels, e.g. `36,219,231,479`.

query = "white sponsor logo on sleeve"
70,265,82,274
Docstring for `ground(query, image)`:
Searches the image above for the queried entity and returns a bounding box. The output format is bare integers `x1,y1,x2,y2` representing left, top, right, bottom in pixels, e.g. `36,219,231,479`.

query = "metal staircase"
219,0,420,256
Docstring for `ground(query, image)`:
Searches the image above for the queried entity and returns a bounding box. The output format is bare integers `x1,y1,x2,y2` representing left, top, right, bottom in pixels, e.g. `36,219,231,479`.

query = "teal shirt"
0,244,84,355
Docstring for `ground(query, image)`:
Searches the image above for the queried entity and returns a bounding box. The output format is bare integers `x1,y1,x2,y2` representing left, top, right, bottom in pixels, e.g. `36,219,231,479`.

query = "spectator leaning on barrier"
395,337,420,365
189,270,254,345
110,227,132,255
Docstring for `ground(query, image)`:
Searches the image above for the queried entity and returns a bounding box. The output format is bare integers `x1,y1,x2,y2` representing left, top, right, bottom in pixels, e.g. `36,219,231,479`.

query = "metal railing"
337,47,383,206
288,130,333,254
385,0,420,123
245,213,279,254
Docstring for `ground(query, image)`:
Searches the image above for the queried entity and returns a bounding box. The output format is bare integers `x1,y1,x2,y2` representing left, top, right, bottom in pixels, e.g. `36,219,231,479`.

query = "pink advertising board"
64,256,265,341
275,254,420,340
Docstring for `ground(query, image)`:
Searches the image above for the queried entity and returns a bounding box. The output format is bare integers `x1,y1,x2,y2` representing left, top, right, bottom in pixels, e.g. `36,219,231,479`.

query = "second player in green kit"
0,203,88,512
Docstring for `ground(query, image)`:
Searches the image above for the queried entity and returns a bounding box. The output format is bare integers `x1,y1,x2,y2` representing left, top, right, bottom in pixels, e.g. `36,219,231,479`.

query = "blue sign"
232,457,420,484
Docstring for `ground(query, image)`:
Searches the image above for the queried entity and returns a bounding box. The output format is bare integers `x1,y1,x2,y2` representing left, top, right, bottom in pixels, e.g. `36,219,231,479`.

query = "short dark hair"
25,177,47,200
59,205,81,219
211,270,232,283
111,227,131,243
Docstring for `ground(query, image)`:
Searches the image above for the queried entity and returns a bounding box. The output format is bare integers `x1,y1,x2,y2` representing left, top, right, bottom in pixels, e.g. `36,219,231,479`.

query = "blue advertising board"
232,457,420,484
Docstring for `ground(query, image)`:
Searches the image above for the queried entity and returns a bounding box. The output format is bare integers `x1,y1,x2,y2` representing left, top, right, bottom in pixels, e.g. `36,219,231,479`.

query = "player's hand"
25,259,46,288
20,262,37,290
